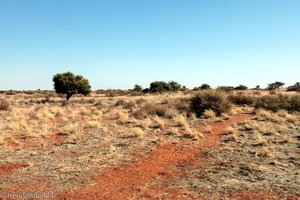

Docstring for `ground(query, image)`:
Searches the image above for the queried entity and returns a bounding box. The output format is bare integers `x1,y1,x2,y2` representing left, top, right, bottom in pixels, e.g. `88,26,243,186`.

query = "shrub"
0,99,10,111
123,101,136,109
133,84,143,92
142,88,150,93
53,72,91,100
115,99,126,106
190,90,232,117
132,103,168,118
287,82,300,92
200,84,211,90
135,98,146,105
234,85,248,90
173,98,190,112
217,86,234,92
289,95,300,112
229,94,256,106
255,94,300,112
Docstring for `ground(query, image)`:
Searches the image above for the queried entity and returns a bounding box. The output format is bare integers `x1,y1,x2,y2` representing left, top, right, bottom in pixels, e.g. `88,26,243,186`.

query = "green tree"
150,81,171,93
234,84,248,90
267,81,285,90
53,72,91,100
200,83,211,90
133,84,143,92
168,81,181,91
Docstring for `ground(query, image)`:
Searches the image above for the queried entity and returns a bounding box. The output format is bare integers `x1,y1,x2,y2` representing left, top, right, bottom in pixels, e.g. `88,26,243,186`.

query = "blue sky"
0,0,299,90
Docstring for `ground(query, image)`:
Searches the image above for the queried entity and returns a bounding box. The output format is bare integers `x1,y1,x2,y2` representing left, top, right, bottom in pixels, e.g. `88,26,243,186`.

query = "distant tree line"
50,71,300,101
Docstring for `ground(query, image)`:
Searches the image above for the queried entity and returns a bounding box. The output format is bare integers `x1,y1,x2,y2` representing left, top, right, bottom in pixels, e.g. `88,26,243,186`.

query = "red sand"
61,114,250,199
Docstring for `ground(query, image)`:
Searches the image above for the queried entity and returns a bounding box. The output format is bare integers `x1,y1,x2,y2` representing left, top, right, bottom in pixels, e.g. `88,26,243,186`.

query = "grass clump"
190,90,232,117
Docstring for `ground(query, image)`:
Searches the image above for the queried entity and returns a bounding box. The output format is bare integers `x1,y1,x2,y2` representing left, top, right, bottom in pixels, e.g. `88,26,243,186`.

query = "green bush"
229,94,256,106
255,94,300,112
190,90,232,117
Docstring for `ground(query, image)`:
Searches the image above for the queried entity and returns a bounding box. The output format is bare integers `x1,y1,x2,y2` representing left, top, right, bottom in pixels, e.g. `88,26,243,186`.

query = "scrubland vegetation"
0,77,299,199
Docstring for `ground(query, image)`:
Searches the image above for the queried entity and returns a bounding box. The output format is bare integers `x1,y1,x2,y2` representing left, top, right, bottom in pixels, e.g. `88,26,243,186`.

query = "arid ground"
0,90,299,200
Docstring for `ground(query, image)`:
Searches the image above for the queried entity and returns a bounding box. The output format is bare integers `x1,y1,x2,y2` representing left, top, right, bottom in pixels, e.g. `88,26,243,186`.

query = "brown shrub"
132,103,168,119
115,99,126,106
135,98,146,105
255,94,300,112
228,94,257,106
0,99,10,111
123,101,136,109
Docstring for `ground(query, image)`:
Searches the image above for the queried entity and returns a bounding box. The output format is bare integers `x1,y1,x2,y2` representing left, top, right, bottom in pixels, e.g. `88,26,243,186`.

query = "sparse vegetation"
0,87,299,199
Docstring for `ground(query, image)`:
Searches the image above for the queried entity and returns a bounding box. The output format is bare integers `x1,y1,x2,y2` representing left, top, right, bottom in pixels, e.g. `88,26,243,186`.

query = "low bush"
115,99,126,106
132,103,168,118
190,90,232,117
229,94,256,106
255,94,300,112
0,99,10,111
123,101,136,109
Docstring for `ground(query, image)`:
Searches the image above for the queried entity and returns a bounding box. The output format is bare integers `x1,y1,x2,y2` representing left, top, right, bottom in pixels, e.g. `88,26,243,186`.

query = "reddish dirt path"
61,114,250,200
0,163,25,176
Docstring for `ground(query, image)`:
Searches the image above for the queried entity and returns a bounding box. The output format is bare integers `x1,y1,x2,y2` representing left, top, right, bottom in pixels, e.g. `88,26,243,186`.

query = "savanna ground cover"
0,90,299,200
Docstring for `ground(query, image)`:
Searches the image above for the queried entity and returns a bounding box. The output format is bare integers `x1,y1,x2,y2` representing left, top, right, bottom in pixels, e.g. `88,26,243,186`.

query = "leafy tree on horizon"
53,72,91,101
150,81,171,93
200,83,211,90
267,81,285,90
133,84,143,92
234,84,248,90
169,81,182,92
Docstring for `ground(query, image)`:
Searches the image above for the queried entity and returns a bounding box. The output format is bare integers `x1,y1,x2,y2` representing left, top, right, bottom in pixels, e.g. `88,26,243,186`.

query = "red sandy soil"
0,163,25,176
60,114,251,200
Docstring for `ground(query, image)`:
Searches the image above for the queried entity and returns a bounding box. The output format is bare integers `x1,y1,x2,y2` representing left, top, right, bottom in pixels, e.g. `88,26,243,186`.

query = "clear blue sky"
0,0,299,90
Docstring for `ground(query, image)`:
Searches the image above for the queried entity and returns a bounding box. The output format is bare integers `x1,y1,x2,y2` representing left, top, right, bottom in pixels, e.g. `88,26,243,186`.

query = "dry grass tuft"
256,133,269,146
132,127,145,137
173,114,188,127
262,147,273,157
85,120,101,129
153,115,165,129
203,109,216,119
118,111,129,124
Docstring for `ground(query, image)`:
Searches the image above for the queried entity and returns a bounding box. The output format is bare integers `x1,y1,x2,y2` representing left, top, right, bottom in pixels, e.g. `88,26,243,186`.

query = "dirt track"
61,115,251,200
